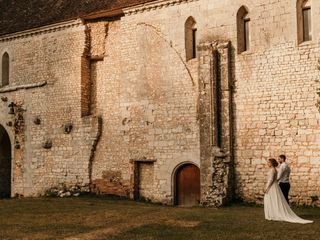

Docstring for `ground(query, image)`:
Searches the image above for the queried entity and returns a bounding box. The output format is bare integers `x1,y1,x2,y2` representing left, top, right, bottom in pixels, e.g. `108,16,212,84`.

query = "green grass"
0,196,319,240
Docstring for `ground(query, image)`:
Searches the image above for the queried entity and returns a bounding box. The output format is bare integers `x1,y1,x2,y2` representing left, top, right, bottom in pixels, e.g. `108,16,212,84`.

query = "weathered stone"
0,0,320,206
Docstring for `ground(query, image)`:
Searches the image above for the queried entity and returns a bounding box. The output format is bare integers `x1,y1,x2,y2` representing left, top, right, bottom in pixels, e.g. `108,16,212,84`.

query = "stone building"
0,0,319,206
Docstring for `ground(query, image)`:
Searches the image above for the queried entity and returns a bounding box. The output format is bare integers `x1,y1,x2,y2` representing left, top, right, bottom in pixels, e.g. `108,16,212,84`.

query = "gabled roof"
0,0,157,36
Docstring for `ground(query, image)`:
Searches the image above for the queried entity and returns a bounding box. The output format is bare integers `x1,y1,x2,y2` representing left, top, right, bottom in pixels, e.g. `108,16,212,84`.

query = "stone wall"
1,0,320,205
0,21,101,197
90,0,319,205
231,1,320,206
89,13,200,203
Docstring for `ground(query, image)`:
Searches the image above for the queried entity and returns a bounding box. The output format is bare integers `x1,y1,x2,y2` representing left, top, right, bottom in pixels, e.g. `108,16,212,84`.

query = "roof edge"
0,19,84,42
122,0,199,15
81,8,124,20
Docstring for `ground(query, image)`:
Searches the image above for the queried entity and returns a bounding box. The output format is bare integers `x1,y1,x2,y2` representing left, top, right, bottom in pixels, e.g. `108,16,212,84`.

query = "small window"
237,6,250,53
297,0,312,43
192,28,197,59
1,52,9,87
185,17,197,61
244,19,250,51
302,7,311,41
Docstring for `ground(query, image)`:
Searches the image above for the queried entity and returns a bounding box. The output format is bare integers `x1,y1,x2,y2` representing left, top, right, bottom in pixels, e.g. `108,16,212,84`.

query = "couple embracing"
264,155,313,224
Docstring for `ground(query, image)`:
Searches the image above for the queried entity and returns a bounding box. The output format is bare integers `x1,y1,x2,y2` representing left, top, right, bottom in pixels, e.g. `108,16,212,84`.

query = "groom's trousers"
279,182,290,203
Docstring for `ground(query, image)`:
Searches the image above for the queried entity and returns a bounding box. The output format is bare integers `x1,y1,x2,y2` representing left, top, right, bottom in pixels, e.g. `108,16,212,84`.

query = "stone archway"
0,125,11,198
174,163,200,206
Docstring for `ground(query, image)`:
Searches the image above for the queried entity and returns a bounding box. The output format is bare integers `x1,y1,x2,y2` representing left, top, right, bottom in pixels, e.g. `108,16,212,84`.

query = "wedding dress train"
264,168,313,224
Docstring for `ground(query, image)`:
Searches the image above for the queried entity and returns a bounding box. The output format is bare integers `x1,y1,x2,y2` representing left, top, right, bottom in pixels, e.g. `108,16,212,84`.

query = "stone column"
198,41,234,207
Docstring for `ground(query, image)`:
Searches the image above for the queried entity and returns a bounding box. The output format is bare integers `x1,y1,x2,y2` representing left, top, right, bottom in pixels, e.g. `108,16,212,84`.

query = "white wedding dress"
264,168,313,224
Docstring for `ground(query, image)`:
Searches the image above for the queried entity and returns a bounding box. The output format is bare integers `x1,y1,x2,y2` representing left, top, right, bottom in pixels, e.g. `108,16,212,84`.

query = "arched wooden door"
0,125,11,198
175,164,200,206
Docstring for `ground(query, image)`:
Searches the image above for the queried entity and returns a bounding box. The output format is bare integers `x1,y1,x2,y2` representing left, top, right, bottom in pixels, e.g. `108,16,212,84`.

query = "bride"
264,158,313,224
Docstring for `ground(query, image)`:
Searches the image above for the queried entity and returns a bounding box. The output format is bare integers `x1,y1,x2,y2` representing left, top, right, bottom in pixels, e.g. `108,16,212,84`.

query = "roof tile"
0,0,157,35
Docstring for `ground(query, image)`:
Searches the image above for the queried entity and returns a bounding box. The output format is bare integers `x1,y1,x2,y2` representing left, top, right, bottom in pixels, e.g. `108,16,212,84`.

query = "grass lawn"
0,196,319,240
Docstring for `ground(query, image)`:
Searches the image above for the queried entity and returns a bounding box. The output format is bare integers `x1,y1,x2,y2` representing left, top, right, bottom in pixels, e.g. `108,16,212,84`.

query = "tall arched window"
185,17,197,61
237,6,250,53
2,52,9,87
297,0,312,43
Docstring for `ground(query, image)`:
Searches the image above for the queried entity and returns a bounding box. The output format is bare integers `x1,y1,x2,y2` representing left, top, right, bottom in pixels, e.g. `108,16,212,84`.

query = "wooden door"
175,164,200,206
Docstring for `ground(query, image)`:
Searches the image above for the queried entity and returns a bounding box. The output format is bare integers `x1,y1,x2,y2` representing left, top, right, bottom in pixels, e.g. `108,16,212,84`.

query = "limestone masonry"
0,0,319,206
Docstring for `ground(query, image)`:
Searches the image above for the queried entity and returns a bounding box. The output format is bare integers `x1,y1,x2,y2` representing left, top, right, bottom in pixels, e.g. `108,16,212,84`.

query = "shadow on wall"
0,124,11,198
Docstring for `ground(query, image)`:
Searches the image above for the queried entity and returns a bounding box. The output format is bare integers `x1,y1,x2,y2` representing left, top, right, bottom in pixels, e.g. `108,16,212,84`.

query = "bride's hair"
268,158,278,167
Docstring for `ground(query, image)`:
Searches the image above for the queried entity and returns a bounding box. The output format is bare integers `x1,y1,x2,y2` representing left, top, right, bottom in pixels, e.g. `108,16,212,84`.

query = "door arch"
174,163,200,206
0,125,11,198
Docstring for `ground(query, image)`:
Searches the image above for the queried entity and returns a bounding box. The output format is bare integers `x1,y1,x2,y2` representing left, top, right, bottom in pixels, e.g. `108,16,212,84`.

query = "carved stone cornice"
0,19,84,42
123,0,199,16
198,41,230,51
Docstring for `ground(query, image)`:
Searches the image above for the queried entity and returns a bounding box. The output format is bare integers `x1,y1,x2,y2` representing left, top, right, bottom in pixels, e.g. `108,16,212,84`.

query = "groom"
277,154,291,203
